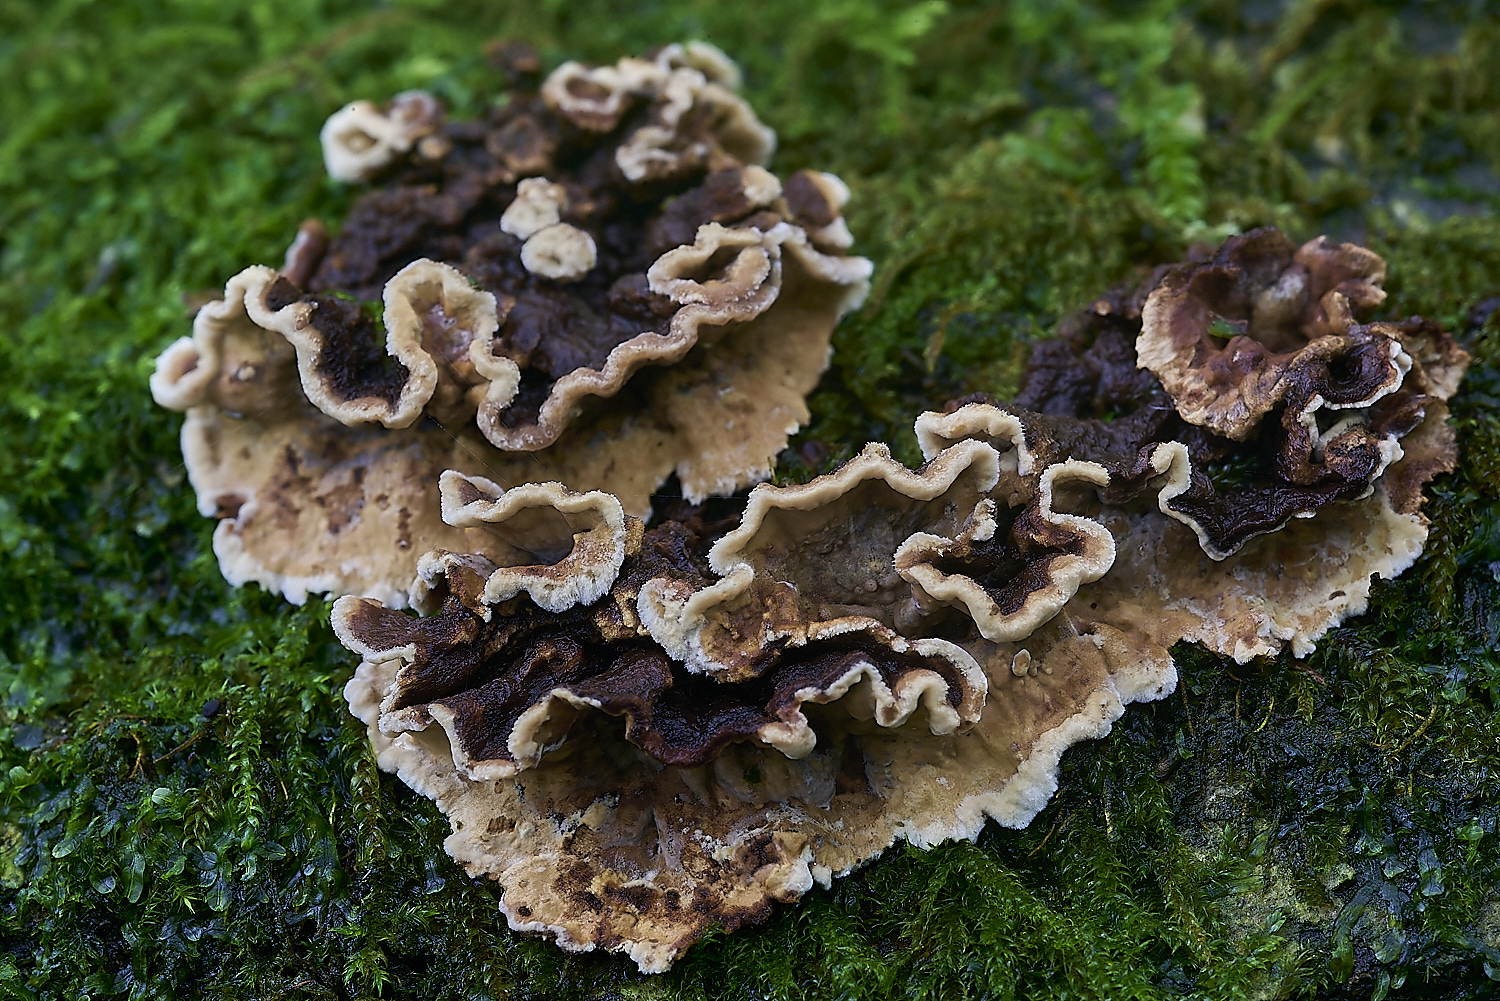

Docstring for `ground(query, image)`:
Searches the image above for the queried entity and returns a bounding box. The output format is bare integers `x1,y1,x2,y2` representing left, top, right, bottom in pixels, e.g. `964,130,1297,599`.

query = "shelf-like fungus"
151,42,871,606
333,228,1465,970
335,437,1166,970
919,228,1468,657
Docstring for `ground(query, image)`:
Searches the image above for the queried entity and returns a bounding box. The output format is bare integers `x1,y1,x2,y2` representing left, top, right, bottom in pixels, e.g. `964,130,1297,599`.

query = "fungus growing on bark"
148,263,479,606
921,234,1467,561
335,474,990,778
635,440,1116,677
335,433,1164,970
325,228,1463,968
915,401,1436,663
151,42,871,605
919,227,1468,658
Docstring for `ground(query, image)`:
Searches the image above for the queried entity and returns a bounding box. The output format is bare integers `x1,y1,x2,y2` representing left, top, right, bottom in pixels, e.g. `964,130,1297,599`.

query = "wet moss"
2,1,1499,998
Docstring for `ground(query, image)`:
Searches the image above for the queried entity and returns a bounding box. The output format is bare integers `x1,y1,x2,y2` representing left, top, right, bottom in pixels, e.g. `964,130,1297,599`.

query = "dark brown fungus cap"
332,471,998,779
150,42,871,606
1134,227,1466,557
1138,228,1405,441
634,440,1114,676
303,62,856,455
926,234,1468,559
917,228,1466,658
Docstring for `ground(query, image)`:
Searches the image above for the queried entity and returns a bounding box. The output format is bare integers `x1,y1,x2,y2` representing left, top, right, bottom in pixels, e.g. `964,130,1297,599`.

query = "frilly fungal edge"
150,41,871,607
334,436,1162,971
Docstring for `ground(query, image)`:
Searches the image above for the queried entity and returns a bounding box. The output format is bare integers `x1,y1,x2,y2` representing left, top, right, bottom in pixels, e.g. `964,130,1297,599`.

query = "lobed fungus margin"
150,42,872,608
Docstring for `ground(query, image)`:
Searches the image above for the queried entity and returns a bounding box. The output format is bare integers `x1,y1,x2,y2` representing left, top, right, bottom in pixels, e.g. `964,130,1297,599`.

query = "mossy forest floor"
4,0,1500,998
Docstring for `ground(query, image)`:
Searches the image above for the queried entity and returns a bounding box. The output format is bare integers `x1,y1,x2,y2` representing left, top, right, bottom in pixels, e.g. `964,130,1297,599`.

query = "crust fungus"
330,228,1466,970
335,432,1161,970
920,227,1467,657
151,41,871,606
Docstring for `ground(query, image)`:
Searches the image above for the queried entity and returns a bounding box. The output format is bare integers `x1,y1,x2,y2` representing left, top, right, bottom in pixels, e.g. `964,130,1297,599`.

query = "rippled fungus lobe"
336,433,1154,971
330,229,1466,970
150,41,871,606
937,230,1469,560
921,228,1467,658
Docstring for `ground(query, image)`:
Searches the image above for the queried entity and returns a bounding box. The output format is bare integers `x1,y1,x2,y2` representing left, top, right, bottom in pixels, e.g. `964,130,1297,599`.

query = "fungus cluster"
332,227,1466,970
145,42,1469,972
150,42,871,607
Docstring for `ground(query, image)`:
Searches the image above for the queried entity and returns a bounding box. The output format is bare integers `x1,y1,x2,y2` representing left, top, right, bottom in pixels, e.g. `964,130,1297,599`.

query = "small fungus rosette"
930,231,1468,561
918,227,1468,661
1134,229,1467,553
336,441,1151,971
150,41,872,606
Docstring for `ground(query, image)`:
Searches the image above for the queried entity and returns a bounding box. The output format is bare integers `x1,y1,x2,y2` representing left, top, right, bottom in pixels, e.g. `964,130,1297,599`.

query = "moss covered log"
3,0,1499,997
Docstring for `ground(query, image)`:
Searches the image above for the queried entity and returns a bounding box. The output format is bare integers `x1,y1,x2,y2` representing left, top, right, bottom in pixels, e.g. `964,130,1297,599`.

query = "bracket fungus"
151,41,871,606
335,435,1161,970
330,228,1465,970
920,228,1468,657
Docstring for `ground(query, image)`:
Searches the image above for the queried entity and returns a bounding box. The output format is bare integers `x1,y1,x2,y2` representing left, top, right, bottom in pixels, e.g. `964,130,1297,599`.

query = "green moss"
3,1,1500,998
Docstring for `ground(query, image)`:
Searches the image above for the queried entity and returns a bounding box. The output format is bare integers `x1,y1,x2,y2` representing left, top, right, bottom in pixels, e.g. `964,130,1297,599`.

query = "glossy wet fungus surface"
330,228,1467,971
149,41,871,609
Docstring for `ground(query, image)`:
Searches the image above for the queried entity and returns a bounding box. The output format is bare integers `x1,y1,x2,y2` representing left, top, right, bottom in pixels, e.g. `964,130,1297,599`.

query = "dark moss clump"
3,0,1500,998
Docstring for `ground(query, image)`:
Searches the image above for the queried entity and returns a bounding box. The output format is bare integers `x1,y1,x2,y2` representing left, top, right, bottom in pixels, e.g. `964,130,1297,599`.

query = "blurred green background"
3,0,1500,997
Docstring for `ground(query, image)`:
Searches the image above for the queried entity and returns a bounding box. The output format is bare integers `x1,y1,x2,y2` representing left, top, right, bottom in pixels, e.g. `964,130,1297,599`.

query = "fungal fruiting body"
141,61,1470,974
150,42,871,607
335,449,1147,972
332,227,1467,971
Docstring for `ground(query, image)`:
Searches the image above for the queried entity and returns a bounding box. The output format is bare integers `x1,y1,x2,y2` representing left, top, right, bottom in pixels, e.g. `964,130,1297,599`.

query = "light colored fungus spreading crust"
151,41,870,607
333,227,1468,971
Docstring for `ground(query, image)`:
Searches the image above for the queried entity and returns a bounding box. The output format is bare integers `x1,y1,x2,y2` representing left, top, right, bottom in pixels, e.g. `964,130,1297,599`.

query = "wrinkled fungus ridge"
150,42,872,606
337,444,1153,971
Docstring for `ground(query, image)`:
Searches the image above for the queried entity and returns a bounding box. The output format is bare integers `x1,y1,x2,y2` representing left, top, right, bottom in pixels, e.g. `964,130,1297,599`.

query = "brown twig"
1386,704,1439,761
152,730,205,765
1027,811,1070,857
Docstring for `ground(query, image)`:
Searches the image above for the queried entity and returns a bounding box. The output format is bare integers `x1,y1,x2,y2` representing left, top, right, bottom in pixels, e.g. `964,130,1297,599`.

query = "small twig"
1386,704,1439,761
1253,695,1276,733
152,730,205,765
128,733,148,780
1027,811,1070,857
